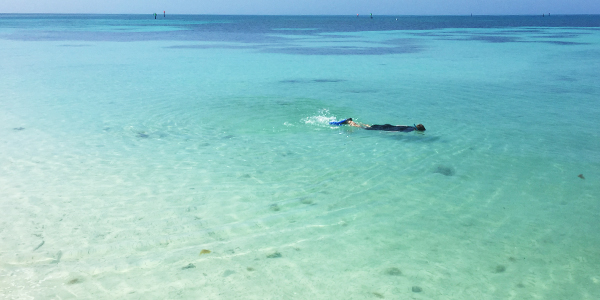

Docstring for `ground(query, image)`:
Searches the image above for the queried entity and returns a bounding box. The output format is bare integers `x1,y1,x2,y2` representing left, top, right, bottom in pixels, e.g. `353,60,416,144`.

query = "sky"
2,0,600,15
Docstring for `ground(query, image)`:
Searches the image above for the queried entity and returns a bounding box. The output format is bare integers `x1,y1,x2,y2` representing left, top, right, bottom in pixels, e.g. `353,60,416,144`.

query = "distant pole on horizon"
164,11,165,17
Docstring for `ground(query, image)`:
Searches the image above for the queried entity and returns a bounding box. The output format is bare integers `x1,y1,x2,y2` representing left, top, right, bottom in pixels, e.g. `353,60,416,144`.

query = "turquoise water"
1,15,599,299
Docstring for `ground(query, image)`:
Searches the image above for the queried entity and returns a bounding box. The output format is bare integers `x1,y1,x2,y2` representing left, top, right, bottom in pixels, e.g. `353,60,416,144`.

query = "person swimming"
330,118,425,132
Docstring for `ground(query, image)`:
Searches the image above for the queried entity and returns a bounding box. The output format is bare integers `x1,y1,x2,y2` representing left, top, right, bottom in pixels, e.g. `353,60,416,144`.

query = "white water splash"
302,109,337,127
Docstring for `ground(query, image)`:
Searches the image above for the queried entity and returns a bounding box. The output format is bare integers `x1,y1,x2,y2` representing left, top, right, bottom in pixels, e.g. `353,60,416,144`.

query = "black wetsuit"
365,124,416,132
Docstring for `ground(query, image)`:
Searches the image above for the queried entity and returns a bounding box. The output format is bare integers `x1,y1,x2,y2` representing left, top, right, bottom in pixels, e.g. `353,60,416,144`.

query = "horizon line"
1,13,599,16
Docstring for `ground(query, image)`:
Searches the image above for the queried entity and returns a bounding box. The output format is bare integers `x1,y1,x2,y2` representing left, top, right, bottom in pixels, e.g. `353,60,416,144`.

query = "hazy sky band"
5,0,600,15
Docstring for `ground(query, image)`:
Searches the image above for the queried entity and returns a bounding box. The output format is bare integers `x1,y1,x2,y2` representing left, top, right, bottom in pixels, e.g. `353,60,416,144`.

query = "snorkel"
413,124,425,131
414,124,426,131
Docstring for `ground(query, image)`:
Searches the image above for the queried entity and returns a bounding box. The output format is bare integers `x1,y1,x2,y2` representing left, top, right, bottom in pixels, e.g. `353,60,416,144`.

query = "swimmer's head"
416,124,426,131
342,118,353,124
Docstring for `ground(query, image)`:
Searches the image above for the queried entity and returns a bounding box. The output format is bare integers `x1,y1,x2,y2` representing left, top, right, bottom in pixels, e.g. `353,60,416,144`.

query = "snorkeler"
330,118,426,132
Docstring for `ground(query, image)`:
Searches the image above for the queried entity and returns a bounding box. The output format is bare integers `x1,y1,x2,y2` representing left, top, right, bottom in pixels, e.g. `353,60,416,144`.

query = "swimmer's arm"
348,121,370,128
348,121,362,127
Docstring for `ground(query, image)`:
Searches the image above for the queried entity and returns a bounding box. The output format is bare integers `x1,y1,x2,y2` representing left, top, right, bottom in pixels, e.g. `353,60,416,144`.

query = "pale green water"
1,15,599,299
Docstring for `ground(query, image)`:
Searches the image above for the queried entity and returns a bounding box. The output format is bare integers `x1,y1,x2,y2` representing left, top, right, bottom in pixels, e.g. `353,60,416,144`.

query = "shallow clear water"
1,14,599,299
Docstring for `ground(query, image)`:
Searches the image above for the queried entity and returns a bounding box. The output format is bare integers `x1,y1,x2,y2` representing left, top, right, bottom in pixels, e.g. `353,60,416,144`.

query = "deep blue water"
2,14,599,42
